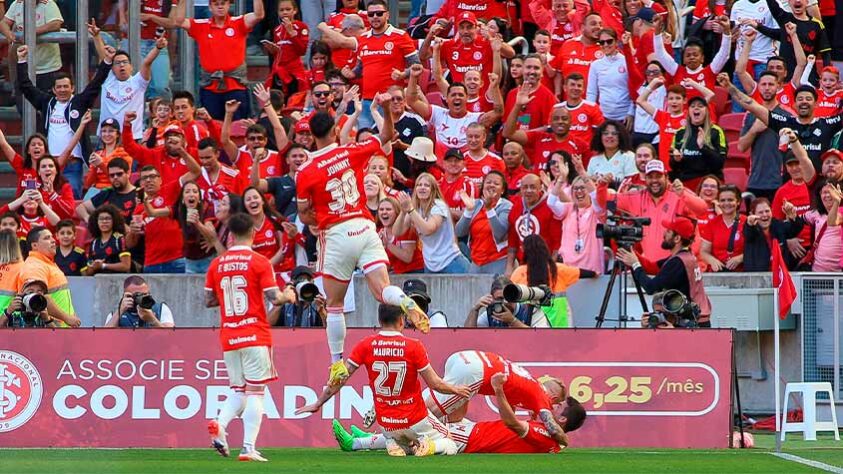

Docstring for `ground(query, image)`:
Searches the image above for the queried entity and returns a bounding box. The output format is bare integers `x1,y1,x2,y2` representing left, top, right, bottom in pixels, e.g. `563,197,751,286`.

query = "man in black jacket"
15,44,113,198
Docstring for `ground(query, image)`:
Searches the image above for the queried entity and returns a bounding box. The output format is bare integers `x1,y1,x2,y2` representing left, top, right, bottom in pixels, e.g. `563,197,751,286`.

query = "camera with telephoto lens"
646,289,700,328
503,284,553,306
18,293,47,325
132,292,156,311
596,212,652,249
488,299,506,314
294,278,320,303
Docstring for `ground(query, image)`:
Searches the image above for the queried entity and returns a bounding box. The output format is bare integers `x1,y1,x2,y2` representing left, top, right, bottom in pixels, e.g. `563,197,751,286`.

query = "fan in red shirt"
127,167,186,272
504,101,587,171
502,142,531,194
813,65,843,118
264,0,309,95
439,148,477,219
296,304,471,456
529,0,591,54
296,103,429,386
463,124,505,187
172,92,213,149
505,174,563,273
122,112,200,186
432,0,510,23
504,56,557,132
196,136,249,208
243,187,294,283
377,197,425,274
327,0,370,30
549,13,603,92
204,212,296,462
426,350,572,445
699,185,747,272
637,79,688,168
562,73,605,146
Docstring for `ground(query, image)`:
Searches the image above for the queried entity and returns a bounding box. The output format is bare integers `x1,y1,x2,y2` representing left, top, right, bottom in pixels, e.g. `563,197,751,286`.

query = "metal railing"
800,274,842,401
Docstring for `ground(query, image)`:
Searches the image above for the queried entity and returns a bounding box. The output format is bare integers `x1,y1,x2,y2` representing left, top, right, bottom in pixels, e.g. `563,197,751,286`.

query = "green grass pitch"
2,434,841,473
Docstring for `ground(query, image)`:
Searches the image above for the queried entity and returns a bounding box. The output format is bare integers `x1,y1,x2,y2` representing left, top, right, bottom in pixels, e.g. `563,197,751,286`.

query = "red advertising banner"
0,329,733,448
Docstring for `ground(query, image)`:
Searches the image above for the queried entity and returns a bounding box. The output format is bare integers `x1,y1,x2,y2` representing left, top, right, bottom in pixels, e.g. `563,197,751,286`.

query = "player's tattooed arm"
204,289,220,308
265,286,297,307
491,373,529,437
539,409,569,447
295,362,359,415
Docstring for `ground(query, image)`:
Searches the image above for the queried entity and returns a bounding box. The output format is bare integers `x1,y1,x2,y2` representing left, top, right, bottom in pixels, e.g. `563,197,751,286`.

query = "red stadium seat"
426,91,445,107
712,87,731,117
724,167,748,192
719,112,746,143
419,67,433,95
75,225,92,248
726,141,750,170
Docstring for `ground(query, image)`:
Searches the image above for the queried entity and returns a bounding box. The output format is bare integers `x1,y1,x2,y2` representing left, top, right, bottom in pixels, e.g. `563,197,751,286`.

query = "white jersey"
428,105,483,151
100,72,150,139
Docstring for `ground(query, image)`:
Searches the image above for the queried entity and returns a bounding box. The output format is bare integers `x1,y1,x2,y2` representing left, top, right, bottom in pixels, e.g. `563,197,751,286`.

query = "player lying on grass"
295,304,472,456
424,350,573,444
334,373,587,453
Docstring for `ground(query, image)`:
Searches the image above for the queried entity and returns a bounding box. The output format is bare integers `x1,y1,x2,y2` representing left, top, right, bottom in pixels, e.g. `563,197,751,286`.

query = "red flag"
772,239,796,319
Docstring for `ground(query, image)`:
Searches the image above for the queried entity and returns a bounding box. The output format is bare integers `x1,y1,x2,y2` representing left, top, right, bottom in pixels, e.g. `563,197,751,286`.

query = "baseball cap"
784,151,800,164
645,160,665,175
687,96,708,108
821,149,843,163
402,279,431,304
162,124,185,137
457,11,477,26
100,117,121,131
662,216,696,240
291,265,314,281
22,278,48,290
443,147,465,161
294,120,311,133
630,7,656,23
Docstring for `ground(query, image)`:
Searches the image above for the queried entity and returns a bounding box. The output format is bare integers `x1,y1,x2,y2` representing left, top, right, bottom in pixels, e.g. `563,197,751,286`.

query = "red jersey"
347,331,432,431
122,126,197,186
699,214,747,269
504,85,557,131
296,138,384,229
654,110,687,168
141,0,177,40
355,26,417,99
8,153,38,196
182,120,211,150
468,206,508,266
440,36,494,91
251,215,282,267
772,179,813,246
4,212,49,239
673,66,717,101
188,15,251,92
434,0,510,22
467,95,494,113
327,9,370,30
814,89,843,118
384,228,425,273
472,351,554,415
505,166,530,194
751,82,796,112
132,182,184,266
235,147,284,178
564,100,604,146
270,21,309,85
205,246,278,352
550,37,603,91
551,21,577,53
457,420,561,454
197,165,249,206
464,151,506,188
440,174,477,207
525,129,588,171
507,197,562,260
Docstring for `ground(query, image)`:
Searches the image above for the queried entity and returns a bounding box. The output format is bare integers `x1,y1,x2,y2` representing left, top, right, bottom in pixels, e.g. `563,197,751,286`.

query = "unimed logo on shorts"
0,350,43,432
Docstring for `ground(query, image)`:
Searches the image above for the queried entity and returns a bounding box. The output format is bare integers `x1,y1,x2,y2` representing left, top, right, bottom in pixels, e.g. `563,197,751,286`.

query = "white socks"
353,433,387,450
326,310,346,362
242,393,265,449
381,285,407,306
217,391,246,431
433,438,458,455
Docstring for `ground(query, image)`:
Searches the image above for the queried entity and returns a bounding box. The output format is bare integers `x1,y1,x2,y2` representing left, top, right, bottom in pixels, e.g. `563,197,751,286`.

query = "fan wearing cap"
268,266,327,328
122,111,202,186
84,118,133,194
770,129,816,265
668,95,726,191
0,278,59,328
438,147,477,221
616,216,713,326
431,0,509,26
402,279,448,328
821,149,843,185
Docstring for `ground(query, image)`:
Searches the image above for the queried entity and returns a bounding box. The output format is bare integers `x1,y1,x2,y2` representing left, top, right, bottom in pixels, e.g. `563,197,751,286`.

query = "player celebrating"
426,350,570,444
204,213,296,462
295,304,471,456
333,373,587,453
296,95,429,387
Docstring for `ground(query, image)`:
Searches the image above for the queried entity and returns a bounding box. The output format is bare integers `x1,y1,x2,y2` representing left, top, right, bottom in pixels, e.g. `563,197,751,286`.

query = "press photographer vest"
676,251,712,318
487,304,534,328
117,302,165,328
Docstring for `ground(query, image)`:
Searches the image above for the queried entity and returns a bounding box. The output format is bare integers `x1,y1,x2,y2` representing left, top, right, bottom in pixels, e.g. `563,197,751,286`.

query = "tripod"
595,256,650,328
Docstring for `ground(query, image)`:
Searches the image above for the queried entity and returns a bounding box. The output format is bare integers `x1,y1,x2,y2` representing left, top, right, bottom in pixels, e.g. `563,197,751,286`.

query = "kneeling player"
334,373,587,453
426,350,570,442
295,304,471,456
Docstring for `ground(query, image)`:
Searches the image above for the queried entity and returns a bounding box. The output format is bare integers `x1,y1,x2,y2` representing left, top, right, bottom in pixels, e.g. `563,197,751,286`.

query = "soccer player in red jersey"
296,97,429,386
204,213,296,462
296,304,471,456
425,350,571,444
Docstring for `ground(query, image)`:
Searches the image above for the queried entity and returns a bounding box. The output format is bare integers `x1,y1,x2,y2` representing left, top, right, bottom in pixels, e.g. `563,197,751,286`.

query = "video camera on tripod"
596,212,651,249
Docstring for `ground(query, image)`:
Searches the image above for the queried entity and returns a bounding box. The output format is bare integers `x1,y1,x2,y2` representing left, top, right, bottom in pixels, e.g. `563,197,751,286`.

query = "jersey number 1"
220,275,248,317
372,361,407,396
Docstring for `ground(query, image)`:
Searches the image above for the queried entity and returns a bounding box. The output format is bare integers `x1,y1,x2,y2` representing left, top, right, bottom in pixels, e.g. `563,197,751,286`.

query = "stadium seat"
426,91,445,107
723,167,748,192
75,225,92,248
419,67,433,95
712,87,731,117
727,141,750,170
719,112,746,143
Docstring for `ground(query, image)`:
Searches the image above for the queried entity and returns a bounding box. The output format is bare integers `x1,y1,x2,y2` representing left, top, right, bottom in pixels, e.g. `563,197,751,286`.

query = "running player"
426,350,570,444
296,95,429,387
333,374,587,453
295,304,471,456
204,213,296,462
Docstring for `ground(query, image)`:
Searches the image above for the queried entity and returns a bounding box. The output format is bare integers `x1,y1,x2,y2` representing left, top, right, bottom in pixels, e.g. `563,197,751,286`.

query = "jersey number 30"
326,170,361,212
220,276,248,317
372,361,407,396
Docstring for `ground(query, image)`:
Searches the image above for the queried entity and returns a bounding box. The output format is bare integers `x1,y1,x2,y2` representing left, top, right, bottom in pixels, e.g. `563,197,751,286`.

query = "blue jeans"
426,253,471,274
144,258,186,274
472,258,507,275
185,256,213,274
409,0,423,22
732,62,767,113
200,88,251,121
63,158,83,199
359,99,376,130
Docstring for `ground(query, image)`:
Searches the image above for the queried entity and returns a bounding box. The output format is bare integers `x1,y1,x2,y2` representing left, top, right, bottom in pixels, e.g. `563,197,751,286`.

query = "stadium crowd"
0,0,842,328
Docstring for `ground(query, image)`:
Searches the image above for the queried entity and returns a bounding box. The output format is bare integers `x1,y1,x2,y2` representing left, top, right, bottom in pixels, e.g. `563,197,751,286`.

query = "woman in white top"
587,29,634,123
393,173,470,274
586,120,637,186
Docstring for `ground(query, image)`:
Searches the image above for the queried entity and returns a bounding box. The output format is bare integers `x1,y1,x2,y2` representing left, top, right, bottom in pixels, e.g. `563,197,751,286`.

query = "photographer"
402,279,448,328
616,217,712,327
0,279,59,328
104,275,174,328
269,266,326,327
464,276,549,328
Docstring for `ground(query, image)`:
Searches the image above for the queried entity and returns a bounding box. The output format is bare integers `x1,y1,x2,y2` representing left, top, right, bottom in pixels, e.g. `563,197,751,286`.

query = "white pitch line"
770,452,843,473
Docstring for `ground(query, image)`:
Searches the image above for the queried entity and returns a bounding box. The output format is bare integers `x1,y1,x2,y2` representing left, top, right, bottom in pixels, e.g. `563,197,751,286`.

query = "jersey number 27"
372,361,407,396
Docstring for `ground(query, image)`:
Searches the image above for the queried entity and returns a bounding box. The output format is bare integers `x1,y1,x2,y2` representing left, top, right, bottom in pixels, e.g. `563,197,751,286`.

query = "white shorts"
317,218,388,283
429,351,485,417
223,345,277,390
383,411,451,453
447,419,476,453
